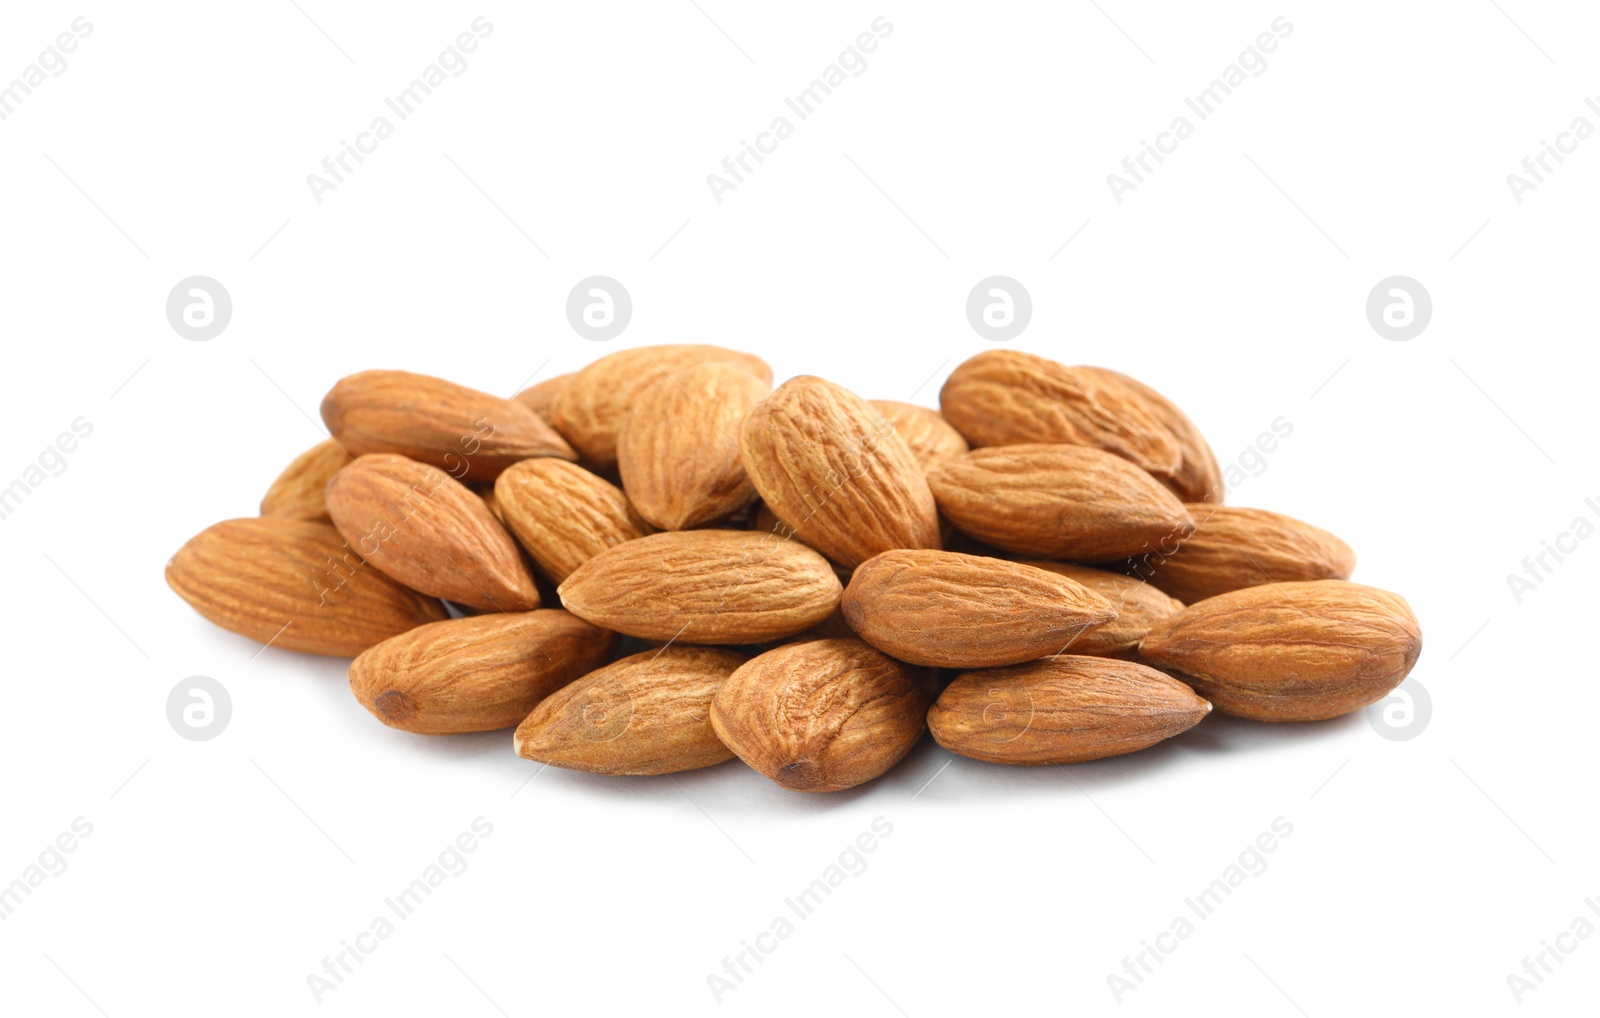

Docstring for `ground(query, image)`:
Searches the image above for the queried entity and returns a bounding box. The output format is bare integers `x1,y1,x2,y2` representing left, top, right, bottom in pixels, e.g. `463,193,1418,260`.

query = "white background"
1,2,1595,1015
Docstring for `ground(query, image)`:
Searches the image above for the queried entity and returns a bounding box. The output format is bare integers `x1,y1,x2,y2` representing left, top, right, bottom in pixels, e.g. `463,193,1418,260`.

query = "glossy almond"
927,444,1195,562
349,611,620,734
939,350,1182,476
559,530,841,643
1138,580,1422,722
1128,505,1356,605
493,458,651,583
870,400,969,469
841,550,1116,668
740,375,941,568
166,517,447,657
321,369,575,482
710,638,931,792
326,453,538,611
550,345,773,468
1079,366,1223,503
514,647,745,775
1023,562,1185,656
928,656,1211,765
618,361,771,530
259,438,349,522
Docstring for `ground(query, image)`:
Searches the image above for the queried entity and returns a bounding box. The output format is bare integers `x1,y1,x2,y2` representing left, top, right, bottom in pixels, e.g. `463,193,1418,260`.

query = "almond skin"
349,611,620,734
710,638,932,792
841,550,1116,668
1127,505,1357,605
550,345,773,468
512,372,574,425
1078,366,1223,503
326,453,538,612
1138,580,1422,722
740,375,941,568
166,517,447,656
558,530,841,644
618,361,771,530
493,458,651,583
939,350,1182,476
260,438,350,522
321,369,576,482
927,444,1196,562
514,647,745,775
928,656,1211,765
870,400,970,469
1022,562,1186,656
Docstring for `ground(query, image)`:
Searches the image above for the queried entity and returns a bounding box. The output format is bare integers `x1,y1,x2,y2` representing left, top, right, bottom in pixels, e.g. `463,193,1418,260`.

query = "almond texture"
1077,366,1223,503
512,372,574,425
259,438,350,522
1129,505,1356,604
870,400,970,469
493,458,651,583
1023,562,1186,656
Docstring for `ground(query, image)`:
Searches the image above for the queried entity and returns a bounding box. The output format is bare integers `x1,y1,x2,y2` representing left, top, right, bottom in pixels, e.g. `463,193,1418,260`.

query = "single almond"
618,361,771,530
927,444,1195,561
514,646,746,775
1128,505,1356,605
550,345,773,468
166,517,447,657
349,611,620,734
558,530,841,644
1138,580,1422,722
325,453,538,611
512,372,574,425
928,655,1211,765
1022,562,1185,656
740,375,941,568
870,400,970,469
1078,366,1223,503
493,458,652,584
710,638,931,792
260,438,350,522
321,369,575,482
841,550,1116,668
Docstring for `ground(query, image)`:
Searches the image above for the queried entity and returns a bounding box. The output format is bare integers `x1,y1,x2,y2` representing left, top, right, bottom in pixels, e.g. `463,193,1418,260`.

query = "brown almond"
349,611,620,734
740,375,941,568
618,361,771,530
558,530,841,644
939,350,1182,476
928,655,1211,765
710,638,931,792
166,517,447,657
1022,562,1185,656
870,400,970,469
493,458,652,584
325,453,538,612
1128,505,1356,605
321,369,575,482
1138,580,1422,722
260,438,350,522
1077,366,1223,503
512,372,573,425
514,647,745,775
841,550,1116,668
550,345,773,468
927,444,1195,561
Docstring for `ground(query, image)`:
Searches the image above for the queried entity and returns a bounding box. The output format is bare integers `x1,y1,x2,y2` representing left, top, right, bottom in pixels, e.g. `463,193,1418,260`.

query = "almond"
260,438,350,522
1077,366,1222,503
1138,580,1422,722
928,655,1211,765
618,361,770,530
870,400,969,469
514,646,745,775
939,350,1182,476
710,638,931,792
166,517,447,656
321,369,576,482
927,444,1195,561
512,372,573,425
841,550,1116,668
325,453,538,611
558,530,841,644
349,611,620,734
493,458,651,583
1022,562,1185,656
1130,505,1356,604
740,375,941,568
550,345,773,468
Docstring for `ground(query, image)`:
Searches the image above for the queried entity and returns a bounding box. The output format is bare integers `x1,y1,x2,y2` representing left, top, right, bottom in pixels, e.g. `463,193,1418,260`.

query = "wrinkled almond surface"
512,372,573,426
1129,505,1356,604
870,400,970,469
493,458,651,584
259,438,350,522
1023,562,1186,655
1078,366,1222,503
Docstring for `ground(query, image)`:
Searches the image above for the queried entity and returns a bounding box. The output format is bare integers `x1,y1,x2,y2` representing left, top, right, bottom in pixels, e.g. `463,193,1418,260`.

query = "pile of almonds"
167,346,1423,792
